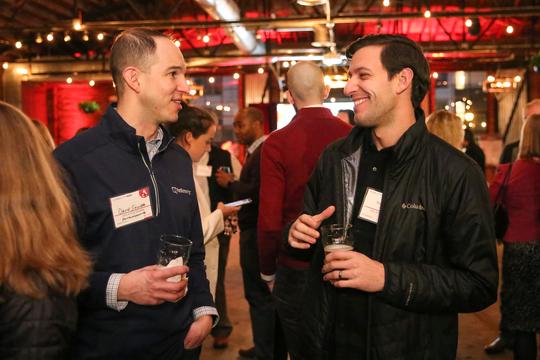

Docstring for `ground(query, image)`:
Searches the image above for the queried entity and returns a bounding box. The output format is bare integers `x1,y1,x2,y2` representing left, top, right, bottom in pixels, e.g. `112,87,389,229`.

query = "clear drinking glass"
158,234,192,282
321,224,353,253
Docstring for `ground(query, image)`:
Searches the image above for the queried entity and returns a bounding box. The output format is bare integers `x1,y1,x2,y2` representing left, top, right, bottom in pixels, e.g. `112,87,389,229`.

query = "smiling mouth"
353,97,369,106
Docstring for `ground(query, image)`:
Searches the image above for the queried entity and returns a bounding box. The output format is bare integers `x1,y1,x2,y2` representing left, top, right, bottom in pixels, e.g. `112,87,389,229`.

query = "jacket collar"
101,105,174,154
337,107,428,167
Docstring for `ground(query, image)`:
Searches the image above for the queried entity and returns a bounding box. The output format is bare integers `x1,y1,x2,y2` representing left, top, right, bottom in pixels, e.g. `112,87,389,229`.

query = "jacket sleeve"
53,154,114,310
202,210,224,245
377,165,499,313
258,140,286,277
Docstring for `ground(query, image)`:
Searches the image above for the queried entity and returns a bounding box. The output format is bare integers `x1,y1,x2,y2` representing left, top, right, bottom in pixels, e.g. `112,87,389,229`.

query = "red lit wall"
21,81,115,145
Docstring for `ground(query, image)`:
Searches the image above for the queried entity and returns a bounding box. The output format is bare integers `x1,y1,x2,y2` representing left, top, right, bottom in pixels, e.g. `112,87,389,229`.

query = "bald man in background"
258,61,351,359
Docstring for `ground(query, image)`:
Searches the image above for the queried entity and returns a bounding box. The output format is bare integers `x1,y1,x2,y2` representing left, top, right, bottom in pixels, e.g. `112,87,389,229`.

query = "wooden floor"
200,237,526,360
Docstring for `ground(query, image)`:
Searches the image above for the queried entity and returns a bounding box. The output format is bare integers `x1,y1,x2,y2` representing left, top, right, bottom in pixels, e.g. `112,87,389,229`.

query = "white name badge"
110,187,153,229
358,187,383,224
196,165,212,177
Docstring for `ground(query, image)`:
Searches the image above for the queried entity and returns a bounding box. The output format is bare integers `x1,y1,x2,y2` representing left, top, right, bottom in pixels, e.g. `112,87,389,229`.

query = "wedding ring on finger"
338,270,343,280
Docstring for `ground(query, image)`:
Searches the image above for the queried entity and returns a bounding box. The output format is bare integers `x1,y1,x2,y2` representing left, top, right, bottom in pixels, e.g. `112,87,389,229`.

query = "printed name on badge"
110,187,154,229
358,187,383,224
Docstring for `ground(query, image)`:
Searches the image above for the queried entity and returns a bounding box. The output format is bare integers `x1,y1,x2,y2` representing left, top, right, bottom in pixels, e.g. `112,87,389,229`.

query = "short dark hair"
169,102,216,139
338,109,355,126
345,34,430,109
235,107,264,124
110,28,169,96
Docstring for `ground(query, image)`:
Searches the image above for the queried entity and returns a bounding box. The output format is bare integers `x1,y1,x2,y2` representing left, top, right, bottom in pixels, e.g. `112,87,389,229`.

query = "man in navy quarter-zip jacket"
54,29,216,360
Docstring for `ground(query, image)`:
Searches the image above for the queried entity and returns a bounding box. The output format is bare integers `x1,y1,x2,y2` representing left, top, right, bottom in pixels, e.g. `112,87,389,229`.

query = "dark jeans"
240,228,276,360
211,233,233,338
273,266,310,360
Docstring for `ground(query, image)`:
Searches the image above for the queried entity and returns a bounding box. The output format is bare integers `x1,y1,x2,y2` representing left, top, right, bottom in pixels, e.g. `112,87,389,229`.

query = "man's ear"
122,66,141,93
322,84,331,100
285,90,295,106
184,131,194,146
395,67,414,95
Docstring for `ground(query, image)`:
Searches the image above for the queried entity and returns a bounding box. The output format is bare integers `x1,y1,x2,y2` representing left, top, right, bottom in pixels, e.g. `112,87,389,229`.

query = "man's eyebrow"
166,65,186,72
349,67,372,75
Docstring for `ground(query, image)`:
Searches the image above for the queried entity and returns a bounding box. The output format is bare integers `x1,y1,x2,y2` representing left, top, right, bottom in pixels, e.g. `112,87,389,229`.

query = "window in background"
434,71,487,133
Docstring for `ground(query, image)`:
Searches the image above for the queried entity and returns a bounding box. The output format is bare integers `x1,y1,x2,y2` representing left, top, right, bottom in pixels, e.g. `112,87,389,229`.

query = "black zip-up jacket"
298,109,498,360
0,287,77,360
54,106,214,359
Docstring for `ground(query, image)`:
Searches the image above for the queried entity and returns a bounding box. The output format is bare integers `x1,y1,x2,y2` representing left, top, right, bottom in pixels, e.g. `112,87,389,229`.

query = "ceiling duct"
311,24,335,48
194,0,265,55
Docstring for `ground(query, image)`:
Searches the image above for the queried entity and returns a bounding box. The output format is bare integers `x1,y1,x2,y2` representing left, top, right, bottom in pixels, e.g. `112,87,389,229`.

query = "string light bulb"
66,77,73,84
465,19,473,28
424,10,431,18
174,40,181,47
383,0,390,7
46,32,54,42
2,62,8,70
35,33,43,44
257,67,265,74
208,76,215,84
82,31,89,42
506,25,514,34
202,34,210,43
64,33,71,42
15,41,22,49
89,80,95,87
233,73,240,80
97,33,104,41
432,72,439,79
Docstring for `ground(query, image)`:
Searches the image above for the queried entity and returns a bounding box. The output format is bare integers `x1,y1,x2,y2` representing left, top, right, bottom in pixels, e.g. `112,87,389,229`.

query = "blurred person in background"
170,103,240,300
338,109,356,126
486,98,540,354
0,101,91,359
488,114,540,360
426,109,464,149
463,128,486,173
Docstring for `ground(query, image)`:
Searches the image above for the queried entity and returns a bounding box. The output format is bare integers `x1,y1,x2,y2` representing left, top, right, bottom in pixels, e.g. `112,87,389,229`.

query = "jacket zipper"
138,142,160,217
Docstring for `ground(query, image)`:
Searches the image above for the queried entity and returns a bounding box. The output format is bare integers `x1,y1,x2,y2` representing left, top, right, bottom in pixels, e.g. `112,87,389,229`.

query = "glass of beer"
321,224,353,253
158,234,192,282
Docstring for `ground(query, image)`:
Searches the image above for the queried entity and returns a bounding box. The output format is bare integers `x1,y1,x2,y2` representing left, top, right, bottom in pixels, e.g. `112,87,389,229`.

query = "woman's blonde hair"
0,101,91,298
426,110,464,149
32,119,56,150
519,114,540,159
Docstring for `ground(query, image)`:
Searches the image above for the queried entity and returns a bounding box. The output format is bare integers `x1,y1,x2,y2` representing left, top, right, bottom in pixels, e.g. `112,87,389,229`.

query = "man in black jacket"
54,29,216,359
288,34,498,360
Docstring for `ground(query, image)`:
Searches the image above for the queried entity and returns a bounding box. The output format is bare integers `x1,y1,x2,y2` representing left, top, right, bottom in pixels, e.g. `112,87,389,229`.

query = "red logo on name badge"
139,187,149,198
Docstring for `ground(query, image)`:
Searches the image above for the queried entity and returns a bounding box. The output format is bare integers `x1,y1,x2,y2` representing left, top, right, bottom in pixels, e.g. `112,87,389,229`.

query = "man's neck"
116,100,159,141
371,107,416,151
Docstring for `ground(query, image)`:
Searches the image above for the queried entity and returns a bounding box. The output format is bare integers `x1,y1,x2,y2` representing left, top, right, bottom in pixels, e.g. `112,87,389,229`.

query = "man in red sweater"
258,61,351,359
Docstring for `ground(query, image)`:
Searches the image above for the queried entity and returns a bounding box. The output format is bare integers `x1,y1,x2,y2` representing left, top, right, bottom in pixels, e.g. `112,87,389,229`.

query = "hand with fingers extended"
321,250,385,293
288,205,336,249
118,265,189,305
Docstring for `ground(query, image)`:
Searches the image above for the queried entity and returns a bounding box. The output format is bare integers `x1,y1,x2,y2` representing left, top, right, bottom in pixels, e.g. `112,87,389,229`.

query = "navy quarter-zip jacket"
54,106,213,359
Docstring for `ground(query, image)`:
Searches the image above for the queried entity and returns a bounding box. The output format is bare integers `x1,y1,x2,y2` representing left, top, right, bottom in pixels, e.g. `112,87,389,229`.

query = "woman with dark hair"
0,101,91,359
169,104,239,300
489,114,540,360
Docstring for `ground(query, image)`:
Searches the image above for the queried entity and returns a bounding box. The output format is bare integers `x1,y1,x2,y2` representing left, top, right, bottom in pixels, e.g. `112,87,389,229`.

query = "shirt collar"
247,135,268,154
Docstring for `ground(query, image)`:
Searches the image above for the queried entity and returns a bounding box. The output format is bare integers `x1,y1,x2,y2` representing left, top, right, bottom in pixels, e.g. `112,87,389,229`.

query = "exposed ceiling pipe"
3,6,540,33
193,0,265,55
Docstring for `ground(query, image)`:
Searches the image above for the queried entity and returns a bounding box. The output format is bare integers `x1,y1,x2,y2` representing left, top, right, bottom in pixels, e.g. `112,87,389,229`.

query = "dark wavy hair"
345,34,430,109
169,102,217,139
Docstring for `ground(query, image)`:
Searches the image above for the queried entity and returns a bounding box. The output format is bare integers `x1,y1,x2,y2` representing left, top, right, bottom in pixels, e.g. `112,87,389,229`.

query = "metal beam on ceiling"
1,6,540,33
